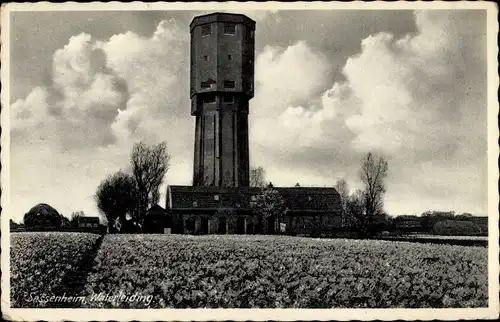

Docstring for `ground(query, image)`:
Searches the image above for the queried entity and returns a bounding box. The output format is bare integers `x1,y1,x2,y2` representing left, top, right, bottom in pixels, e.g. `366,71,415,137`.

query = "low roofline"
167,185,338,191
169,207,251,212
169,208,339,213
78,217,100,221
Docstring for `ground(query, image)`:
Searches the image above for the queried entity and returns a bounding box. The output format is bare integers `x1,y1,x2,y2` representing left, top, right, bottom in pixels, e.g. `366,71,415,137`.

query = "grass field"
10,233,488,308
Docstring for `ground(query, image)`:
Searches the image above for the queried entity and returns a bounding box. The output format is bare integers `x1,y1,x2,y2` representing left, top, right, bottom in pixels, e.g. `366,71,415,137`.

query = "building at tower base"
167,185,342,235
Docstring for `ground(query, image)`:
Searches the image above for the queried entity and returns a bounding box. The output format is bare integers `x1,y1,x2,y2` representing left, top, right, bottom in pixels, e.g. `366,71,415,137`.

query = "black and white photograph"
1,2,498,321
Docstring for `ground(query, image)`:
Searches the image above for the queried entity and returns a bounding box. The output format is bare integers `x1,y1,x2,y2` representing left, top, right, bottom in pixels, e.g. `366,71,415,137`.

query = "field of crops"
83,234,488,308
10,232,102,308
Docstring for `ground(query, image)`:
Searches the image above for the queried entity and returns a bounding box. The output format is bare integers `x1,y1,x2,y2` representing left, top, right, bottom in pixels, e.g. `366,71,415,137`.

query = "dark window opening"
237,218,245,234
223,95,234,103
224,80,235,89
203,55,209,62
201,79,215,89
201,24,211,36
203,96,216,103
267,216,276,234
228,54,232,60
247,222,254,234
201,218,209,234
218,217,227,234
224,23,236,34
186,218,195,232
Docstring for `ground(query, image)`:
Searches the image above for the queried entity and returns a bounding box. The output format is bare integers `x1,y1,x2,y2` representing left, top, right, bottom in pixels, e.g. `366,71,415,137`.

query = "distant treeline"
373,211,488,236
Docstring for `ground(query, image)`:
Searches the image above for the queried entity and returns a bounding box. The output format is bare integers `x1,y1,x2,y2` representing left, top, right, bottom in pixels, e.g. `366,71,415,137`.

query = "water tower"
189,13,255,187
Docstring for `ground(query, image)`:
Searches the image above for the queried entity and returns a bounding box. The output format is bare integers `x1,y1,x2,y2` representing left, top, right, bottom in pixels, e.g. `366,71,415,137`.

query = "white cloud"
250,41,333,157
254,41,331,115
11,87,54,133
98,18,190,146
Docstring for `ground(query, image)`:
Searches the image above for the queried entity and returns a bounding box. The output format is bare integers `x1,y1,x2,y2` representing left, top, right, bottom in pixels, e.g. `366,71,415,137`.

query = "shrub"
23,203,63,230
433,220,482,236
10,232,101,307
82,235,487,308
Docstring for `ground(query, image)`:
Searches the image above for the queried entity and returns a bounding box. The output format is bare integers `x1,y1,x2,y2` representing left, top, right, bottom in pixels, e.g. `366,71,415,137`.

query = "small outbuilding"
142,205,173,234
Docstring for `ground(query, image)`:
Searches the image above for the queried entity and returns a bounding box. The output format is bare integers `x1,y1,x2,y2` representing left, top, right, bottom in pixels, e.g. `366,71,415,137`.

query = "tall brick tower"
190,13,255,187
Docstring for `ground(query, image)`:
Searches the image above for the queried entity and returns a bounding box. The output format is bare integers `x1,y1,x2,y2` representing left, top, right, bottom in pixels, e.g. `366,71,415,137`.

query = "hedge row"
433,220,486,236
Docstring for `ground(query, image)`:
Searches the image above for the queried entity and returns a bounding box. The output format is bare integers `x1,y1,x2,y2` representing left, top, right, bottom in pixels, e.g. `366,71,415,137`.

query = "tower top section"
190,12,256,32
189,12,256,103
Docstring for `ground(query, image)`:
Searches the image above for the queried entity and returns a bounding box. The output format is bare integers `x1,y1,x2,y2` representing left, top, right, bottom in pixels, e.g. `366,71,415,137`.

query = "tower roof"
190,12,256,32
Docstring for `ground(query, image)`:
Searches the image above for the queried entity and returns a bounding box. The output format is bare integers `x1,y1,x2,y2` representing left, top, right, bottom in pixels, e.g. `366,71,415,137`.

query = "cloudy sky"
6,6,489,222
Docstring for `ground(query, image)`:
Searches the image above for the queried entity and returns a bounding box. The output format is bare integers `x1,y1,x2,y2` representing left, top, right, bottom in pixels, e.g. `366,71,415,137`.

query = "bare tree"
252,188,287,234
131,141,171,229
344,189,368,235
70,210,86,227
95,171,137,233
250,166,266,188
334,178,349,215
359,152,388,224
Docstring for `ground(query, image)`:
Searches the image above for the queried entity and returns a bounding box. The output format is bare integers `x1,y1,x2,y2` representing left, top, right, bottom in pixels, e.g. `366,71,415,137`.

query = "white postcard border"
1,2,498,321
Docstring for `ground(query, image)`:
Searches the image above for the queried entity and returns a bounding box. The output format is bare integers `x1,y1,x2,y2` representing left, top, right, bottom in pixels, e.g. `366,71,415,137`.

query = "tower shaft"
192,95,249,187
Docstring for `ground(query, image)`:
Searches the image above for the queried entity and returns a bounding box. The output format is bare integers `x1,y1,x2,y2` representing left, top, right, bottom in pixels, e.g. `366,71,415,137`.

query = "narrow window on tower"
203,55,209,62
245,29,254,41
201,24,211,36
224,23,236,35
224,80,235,89
228,54,232,61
